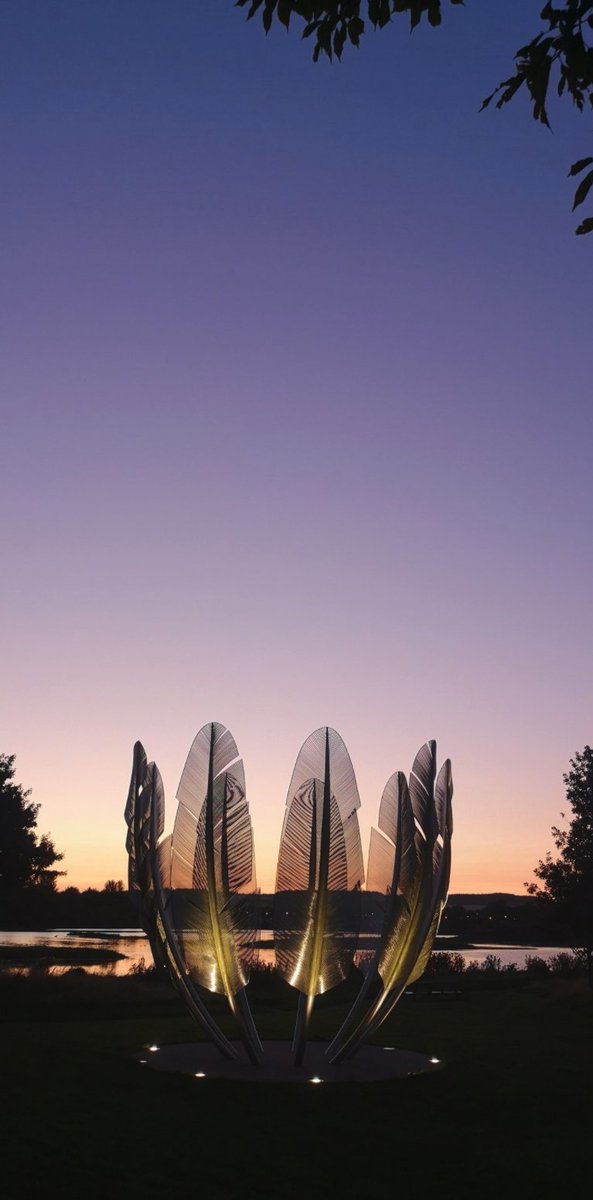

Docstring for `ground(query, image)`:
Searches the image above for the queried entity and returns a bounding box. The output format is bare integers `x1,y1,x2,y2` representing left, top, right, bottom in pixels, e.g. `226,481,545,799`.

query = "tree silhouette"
0,753,64,897
237,1,593,233
528,745,593,987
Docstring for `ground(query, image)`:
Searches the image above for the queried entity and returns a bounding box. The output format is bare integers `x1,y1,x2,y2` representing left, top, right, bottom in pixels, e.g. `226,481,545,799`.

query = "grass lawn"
2,981,590,1200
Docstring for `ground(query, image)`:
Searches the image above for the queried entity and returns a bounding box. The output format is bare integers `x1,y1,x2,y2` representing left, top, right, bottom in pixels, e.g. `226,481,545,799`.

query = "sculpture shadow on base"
125,722,453,1074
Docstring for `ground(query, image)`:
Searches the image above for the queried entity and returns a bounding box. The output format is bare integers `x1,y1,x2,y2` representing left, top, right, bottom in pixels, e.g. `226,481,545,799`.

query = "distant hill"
1,888,539,932
265,892,535,910
447,893,534,909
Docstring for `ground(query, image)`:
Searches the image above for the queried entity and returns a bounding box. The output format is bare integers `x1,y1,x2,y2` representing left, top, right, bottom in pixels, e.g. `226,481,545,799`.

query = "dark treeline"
438,895,570,946
0,887,570,946
0,881,136,931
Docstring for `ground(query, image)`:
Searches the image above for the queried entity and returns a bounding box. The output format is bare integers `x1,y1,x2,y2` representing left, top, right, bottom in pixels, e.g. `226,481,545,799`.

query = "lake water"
0,930,570,976
0,929,148,976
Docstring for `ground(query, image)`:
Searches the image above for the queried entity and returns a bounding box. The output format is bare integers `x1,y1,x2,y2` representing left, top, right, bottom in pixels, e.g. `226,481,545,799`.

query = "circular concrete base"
136,1040,444,1083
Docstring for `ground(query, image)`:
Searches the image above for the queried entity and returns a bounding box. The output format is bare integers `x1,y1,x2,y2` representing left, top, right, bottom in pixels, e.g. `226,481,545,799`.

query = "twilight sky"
2,1,592,894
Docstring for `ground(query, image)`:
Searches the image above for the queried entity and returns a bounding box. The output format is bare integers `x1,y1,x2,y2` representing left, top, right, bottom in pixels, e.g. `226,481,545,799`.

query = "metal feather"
170,721,262,1063
406,758,454,984
327,770,417,1060
361,754,453,1036
124,742,168,973
274,726,364,1065
124,742,239,1061
329,743,453,1063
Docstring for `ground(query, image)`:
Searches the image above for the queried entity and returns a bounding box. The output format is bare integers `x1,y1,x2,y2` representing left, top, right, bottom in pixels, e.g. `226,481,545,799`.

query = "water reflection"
0,928,570,976
0,929,147,976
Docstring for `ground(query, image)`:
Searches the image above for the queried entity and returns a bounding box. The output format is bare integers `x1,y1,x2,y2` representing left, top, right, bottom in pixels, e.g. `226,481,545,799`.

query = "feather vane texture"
328,743,453,1063
170,721,261,1061
124,743,167,965
127,747,240,1060
171,722,256,993
275,727,364,1063
326,770,416,1058
275,727,364,994
125,741,150,901
406,758,453,985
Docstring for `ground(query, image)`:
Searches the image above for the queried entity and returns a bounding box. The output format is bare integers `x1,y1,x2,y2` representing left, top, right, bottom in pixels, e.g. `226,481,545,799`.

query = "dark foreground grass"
2,983,590,1200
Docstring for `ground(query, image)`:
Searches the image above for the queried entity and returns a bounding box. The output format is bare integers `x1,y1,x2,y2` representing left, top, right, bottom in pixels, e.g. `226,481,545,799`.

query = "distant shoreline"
0,927,573,970
0,945,126,967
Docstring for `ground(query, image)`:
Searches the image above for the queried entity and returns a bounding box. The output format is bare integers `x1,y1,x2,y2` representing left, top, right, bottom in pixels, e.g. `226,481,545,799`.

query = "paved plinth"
136,1040,444,1083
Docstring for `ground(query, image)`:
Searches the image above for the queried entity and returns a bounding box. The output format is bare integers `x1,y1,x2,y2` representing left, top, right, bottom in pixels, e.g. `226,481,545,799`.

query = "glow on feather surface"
170,722,262,1062
274,727,364,1063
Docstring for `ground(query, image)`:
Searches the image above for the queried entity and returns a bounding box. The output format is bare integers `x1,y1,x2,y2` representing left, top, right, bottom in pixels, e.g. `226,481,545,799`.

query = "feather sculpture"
274,727,364,1065
124,741,239,1061
328,742,453,1063
125,727,452,1069
170,722,262,1064
124,741,168,973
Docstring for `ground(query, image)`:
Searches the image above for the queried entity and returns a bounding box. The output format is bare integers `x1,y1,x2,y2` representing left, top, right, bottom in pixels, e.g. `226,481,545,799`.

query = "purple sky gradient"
2,1,592,892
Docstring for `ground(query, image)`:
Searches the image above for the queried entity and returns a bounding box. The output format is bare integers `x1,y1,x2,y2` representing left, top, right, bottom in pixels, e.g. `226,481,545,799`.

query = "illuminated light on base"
309,1076,323,1084
139,1059,147,1064
430,1057,440,1064
194,1072,206,1078
148,1045,159,1052
383,1047,395,1051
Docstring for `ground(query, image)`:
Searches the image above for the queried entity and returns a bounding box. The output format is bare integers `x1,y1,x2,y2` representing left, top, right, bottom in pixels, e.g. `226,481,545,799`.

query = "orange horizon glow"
54,833,542,897
57,870,537,897
37,734,563,900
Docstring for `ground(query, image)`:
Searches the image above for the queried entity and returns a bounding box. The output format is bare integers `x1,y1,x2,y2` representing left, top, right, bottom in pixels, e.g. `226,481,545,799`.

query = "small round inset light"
309,1076,323,1084
430,1057,440,1064
148,1045,159,1052
383,1047,395,1051
194,1072,206,1078
139,1059,147,1064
